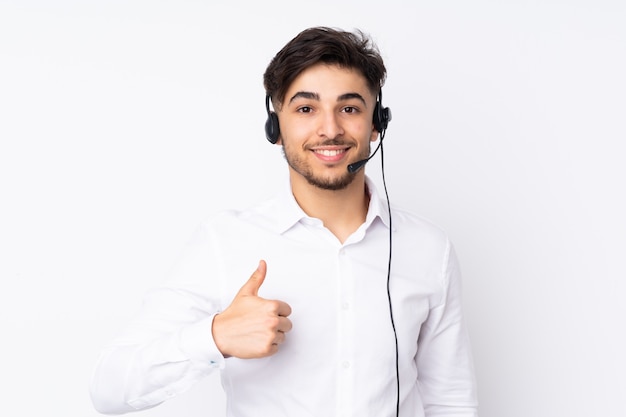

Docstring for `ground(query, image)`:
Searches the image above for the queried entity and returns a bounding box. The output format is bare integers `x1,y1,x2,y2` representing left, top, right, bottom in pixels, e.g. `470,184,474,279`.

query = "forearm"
90,316,223,414
423,404,479,417
90,344,145,415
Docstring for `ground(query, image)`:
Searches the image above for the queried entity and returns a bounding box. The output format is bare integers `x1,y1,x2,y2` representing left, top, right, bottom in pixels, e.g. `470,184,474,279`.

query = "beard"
282,140,371,191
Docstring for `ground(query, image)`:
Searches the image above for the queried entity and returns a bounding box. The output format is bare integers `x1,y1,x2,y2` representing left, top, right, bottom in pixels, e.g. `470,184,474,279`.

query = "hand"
212,260,292,359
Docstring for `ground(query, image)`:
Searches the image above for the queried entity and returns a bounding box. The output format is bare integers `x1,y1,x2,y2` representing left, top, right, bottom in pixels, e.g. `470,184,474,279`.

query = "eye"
297,106,313,113
342,106,359,114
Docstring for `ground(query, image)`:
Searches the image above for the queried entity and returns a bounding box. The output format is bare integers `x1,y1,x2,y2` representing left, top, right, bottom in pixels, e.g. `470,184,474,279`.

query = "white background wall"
1,1,624,416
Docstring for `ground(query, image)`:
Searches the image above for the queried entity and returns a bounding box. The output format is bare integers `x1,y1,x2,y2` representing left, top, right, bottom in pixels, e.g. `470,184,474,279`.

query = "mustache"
308,138,351,147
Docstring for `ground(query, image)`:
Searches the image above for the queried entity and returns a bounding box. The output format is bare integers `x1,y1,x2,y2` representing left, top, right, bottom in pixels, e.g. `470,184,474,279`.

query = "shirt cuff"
179,313,226,370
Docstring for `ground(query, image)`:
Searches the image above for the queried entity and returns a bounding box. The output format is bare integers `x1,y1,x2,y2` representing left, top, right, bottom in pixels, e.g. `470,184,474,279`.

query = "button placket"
336,245,354,416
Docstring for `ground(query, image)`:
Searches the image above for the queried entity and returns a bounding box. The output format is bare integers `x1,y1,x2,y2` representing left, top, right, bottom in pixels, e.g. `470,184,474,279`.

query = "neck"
289,172,370,243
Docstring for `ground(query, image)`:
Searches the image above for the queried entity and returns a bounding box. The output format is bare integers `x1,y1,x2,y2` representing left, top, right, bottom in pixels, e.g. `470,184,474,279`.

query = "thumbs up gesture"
212,260,293,359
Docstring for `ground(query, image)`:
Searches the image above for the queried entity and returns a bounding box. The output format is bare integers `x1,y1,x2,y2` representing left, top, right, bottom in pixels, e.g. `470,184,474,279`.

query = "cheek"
349,118,376,139
340,120,376,146
280,118,310,142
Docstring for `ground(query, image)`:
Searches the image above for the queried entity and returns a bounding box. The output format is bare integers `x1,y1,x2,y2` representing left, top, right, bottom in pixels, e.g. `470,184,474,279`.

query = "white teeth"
316,149,345,156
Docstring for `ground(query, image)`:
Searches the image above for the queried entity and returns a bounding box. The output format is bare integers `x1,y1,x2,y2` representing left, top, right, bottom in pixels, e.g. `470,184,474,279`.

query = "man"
90,26,478,417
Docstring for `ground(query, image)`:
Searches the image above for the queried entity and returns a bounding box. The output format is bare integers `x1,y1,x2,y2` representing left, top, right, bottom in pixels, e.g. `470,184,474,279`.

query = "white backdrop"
1,1,625,416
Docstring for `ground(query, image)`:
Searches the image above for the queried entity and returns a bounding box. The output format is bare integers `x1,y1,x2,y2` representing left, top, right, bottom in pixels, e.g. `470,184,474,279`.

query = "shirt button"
341,302,350,310
342,361,351,369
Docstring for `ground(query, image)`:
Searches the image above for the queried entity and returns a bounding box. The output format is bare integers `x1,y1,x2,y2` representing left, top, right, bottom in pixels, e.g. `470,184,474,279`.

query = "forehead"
284,64,373,101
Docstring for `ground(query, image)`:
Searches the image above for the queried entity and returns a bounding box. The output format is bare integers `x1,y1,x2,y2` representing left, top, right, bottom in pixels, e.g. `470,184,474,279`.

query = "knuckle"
266,300,281,312
259,342,277,357
284,318,293,332
264,315,280,330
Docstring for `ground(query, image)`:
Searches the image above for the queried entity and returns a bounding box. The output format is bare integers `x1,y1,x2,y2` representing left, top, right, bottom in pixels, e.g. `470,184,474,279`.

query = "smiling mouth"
314,149,348,157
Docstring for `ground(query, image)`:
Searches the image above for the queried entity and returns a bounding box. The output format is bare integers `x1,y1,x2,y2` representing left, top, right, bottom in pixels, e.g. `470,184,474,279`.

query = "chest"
212,227,442,365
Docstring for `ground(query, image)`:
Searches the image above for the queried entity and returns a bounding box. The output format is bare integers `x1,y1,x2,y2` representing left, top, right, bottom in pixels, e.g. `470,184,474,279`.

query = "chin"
305,173,356,191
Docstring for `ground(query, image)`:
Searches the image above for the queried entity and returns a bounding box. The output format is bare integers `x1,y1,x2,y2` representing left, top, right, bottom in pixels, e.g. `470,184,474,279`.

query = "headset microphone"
346,140,383,173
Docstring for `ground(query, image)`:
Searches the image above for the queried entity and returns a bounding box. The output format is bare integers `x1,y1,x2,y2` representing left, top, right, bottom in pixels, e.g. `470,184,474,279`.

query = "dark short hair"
263,27,387,108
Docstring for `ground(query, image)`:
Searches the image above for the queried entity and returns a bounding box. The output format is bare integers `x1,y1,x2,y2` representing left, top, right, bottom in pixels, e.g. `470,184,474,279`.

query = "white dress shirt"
90,177,478,417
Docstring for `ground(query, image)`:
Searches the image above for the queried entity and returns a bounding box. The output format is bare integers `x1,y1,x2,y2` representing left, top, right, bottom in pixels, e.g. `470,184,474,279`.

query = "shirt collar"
269,176,392,235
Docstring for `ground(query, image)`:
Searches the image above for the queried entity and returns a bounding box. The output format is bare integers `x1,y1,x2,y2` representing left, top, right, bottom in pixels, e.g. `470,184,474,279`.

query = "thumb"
237,260,267,297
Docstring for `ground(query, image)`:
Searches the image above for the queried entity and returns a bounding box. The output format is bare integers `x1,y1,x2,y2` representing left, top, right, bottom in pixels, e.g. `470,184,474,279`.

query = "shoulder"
390,204,449,242
197,196,285,235
386,203,454,266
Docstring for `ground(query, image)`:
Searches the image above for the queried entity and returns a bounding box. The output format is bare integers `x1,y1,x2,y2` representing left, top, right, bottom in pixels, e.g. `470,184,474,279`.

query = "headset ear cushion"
373,101,390,132
265,112,280,144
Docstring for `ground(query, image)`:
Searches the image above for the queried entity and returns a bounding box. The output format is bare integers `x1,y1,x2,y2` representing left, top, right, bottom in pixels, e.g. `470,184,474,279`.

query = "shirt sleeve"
416,240,479,417
89,222,226,414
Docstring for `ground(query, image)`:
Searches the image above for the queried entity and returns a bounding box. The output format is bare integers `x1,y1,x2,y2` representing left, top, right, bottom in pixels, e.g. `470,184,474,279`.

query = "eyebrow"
288,91,368,107
288,91,320,103
338,93,367,106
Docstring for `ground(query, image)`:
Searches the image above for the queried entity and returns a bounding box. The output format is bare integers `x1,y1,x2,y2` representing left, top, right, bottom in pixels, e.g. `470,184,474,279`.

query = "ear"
370,126,379,142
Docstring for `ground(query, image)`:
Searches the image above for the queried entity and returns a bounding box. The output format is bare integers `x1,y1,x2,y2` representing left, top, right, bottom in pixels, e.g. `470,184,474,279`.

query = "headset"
265,94,281,144
264,90,399,417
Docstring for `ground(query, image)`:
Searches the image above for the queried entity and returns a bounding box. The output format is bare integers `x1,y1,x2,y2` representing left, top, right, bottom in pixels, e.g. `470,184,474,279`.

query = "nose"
317,111,344,139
